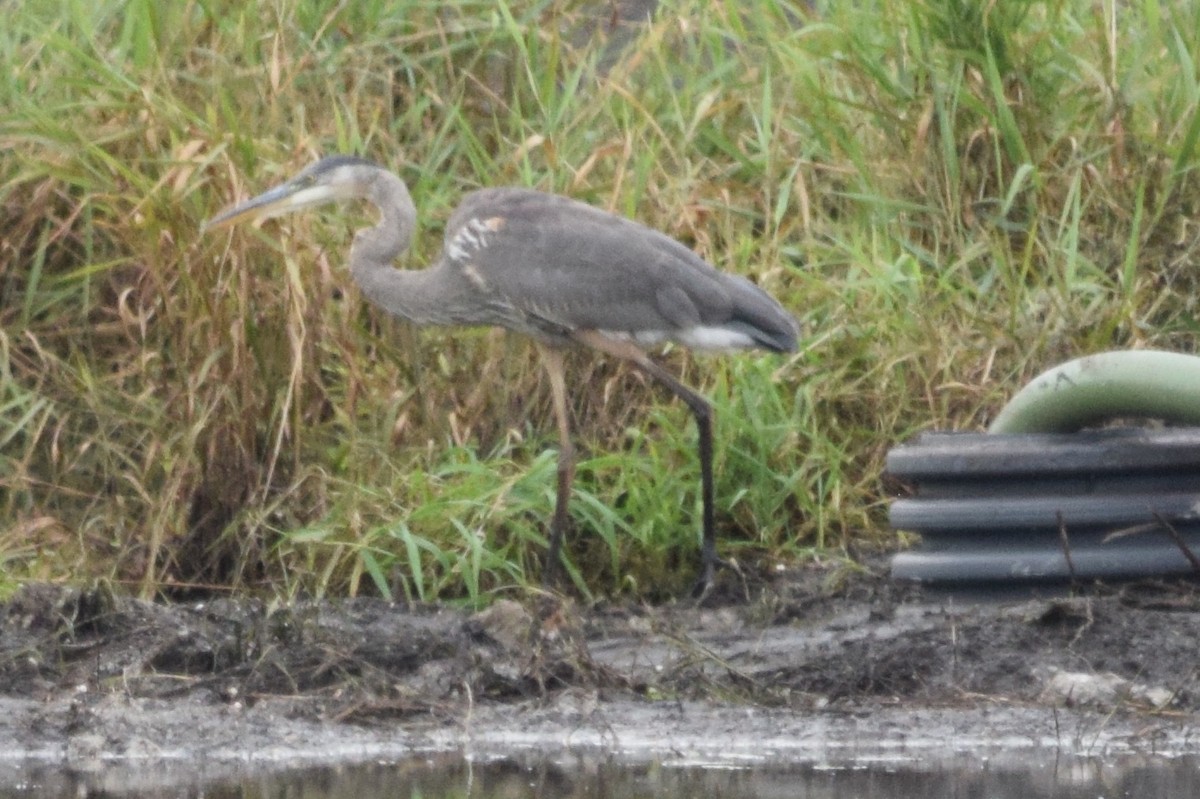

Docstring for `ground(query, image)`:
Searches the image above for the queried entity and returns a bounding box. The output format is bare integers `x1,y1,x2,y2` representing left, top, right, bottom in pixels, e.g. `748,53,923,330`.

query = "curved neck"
348,171,466,327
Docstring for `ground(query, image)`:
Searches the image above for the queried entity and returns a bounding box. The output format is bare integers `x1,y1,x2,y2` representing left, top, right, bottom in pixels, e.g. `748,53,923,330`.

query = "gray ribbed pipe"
989,350,1200,434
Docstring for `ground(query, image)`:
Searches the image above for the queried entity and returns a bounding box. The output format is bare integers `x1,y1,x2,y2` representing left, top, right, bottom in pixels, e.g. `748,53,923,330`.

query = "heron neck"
348,172,466,327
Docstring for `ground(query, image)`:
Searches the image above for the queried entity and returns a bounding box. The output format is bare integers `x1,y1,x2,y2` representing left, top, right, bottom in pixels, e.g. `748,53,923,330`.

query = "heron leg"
573,331,721,597
538,345,575,587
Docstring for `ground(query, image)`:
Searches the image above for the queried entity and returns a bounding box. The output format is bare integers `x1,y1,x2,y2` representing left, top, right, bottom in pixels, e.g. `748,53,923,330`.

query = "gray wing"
442,188,798,353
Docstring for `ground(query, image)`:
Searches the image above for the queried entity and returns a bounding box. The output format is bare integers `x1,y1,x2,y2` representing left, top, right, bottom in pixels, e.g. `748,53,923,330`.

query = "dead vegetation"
3,1,1200,600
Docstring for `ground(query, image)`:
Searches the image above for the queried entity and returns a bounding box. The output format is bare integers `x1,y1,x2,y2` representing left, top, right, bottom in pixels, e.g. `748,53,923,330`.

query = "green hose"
988,350,1200,434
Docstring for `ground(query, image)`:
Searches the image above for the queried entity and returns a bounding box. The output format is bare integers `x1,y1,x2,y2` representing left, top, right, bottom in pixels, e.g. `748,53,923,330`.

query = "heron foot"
690,554,738,600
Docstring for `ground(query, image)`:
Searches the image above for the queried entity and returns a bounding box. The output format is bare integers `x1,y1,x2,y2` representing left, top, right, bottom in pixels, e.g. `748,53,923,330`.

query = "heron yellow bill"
202,177,349,233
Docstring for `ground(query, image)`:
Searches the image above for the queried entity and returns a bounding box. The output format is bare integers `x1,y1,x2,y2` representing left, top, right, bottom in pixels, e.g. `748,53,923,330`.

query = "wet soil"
3,558,1199,770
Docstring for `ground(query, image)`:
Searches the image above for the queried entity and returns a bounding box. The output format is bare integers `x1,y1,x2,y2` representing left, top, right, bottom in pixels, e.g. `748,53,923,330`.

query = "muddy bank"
2,560,1198,768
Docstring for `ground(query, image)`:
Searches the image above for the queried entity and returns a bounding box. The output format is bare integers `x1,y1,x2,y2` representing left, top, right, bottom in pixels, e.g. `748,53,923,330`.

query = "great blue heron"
203,155,798,594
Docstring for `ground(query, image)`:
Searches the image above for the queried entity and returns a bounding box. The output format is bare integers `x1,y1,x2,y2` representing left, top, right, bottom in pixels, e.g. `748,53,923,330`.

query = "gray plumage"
439,188,798,352
204,154,799,595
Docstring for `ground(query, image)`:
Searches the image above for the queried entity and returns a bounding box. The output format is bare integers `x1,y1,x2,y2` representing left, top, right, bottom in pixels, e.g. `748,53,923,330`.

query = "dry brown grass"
2,0,1199,601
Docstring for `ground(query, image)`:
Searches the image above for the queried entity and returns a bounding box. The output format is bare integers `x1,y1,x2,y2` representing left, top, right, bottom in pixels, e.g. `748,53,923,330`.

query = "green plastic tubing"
988,350,1200,434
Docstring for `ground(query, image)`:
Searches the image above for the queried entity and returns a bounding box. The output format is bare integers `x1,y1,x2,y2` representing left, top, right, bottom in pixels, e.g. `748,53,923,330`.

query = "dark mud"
3,559,1200,769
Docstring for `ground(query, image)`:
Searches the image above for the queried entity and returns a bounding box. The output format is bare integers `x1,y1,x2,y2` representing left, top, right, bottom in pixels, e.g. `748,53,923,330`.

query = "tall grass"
1,0,1198,603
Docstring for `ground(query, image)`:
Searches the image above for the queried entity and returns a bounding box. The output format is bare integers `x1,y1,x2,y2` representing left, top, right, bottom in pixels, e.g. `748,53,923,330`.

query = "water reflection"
4,752,1200,799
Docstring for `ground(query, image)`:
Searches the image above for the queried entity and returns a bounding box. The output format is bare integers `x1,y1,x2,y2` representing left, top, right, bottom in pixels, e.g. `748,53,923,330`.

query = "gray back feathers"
442,188,798,352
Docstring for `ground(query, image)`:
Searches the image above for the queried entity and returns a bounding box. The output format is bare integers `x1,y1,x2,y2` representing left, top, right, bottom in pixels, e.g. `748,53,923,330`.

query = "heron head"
202,155,383,232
